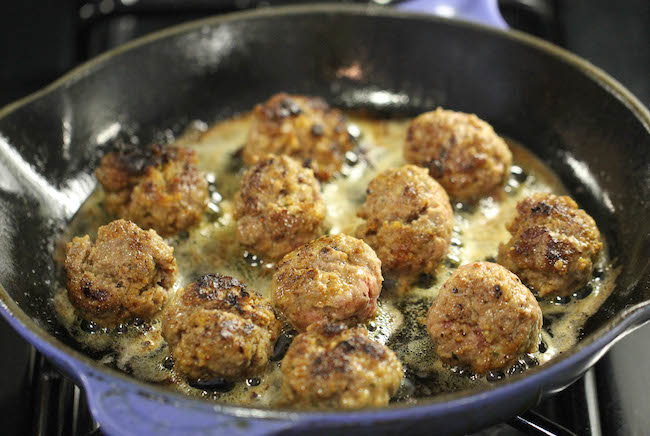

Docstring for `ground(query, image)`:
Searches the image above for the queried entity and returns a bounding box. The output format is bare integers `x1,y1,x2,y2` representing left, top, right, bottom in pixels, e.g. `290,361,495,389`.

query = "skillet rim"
0,3,649,418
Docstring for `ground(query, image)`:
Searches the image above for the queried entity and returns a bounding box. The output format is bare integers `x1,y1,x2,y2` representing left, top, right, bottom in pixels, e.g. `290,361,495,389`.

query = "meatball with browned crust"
64,219,177,327
233,155,326,260
356,165,453,275
162,274,282,381
281,322,403,408
272,234,382,331
404,108,512,201
497,193,602,297
426,262,542,374
96,144,209,236
242,93,354,181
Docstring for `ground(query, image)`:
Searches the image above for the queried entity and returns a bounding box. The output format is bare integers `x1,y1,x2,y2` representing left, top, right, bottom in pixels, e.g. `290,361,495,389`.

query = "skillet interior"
0,3,649,416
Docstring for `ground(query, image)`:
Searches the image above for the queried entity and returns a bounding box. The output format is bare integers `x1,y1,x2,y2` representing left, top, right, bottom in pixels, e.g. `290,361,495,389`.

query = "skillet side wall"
0,9,648,382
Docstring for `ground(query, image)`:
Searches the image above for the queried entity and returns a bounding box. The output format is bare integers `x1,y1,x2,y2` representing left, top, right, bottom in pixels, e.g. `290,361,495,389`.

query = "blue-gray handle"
396,0,508,29
75,367,295,436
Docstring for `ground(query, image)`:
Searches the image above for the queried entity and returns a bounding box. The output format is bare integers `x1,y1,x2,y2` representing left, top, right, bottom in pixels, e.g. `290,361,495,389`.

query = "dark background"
0,1,648,435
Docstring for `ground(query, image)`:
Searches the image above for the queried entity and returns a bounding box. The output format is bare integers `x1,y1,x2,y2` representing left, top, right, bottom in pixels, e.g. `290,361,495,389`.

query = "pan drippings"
53,113,618,407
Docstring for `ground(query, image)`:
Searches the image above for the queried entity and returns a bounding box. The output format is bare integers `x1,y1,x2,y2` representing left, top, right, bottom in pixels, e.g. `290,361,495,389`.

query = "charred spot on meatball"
272,234,383,331
162,273,282,381
281,322,403,408
96,143,209,236
404,108,512,201
356,165,453,276
426,262,542,374
242,93,354,181
233,155,326,260
497,193,603,297
64,219,177,327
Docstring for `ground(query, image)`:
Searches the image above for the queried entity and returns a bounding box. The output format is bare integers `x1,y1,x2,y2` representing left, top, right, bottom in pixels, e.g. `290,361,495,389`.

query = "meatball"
96,143,209,236
64,219,178,327
356,165,453,275
497,193,603,297
426,262,542,374
404,108,512,200
162,274,282,381
233,155,326,260
242,93,354,181
272,234,382,331
281,322,403,408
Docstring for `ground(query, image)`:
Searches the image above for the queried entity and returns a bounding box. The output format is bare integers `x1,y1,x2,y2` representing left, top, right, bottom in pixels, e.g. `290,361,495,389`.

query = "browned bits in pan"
233,155,326,260
356,164,453,276
497,193,602,297
96,143,209,236
242,93,354,181
64,219,177,327
404,108,512,201
272,234,382,331
426,262,542,374
162,273,281,382
281,322,403,408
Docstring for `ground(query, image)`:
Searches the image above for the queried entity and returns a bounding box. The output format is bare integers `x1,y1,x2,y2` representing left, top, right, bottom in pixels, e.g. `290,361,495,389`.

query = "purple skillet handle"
73,367,296,436
0,307,295,436
396,0,509,29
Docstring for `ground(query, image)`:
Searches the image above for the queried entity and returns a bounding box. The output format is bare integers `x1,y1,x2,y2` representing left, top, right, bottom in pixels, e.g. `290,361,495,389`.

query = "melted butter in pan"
53,113,618,406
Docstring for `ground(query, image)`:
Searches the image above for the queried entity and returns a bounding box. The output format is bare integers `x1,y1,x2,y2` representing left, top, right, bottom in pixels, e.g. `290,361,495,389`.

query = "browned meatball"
356,165,453,275
162,274,282,381
64,219,178,327
242,93,354,181
281,322,403,408
272,234,382,331
233,155,326,260
96,144,209,236
404,108,512,201
497,193,602,297
426,262,542,374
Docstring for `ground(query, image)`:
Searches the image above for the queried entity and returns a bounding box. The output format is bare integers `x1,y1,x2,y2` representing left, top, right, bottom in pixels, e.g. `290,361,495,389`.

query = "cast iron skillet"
0,5,648,436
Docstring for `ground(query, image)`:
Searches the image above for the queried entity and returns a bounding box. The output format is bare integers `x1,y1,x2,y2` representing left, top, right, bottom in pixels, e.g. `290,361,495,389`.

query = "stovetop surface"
0,1,648,435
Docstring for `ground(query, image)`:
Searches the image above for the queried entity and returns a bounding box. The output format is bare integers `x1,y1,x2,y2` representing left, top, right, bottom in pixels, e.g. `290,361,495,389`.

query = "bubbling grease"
53,113,618,407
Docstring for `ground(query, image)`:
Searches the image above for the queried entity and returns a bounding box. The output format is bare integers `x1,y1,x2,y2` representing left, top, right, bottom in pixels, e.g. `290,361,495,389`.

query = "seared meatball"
242,93,354,181
233,155,326,260
426,262,542,374
281,322,403,408
96,144,209,236
404,108,512,200
162,274,281,381
272,234,382,331
64,219,177,327
356,165,453,275
497,193,602,297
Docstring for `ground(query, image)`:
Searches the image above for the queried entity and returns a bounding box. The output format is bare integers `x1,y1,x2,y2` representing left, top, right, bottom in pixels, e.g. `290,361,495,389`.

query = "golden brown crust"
64,219,177,327
96,144,209,236
497,193,603,297
281,323,403,408
162,274,282,381
404,108,512,201
356,165,453,275
242,93,353,181
426,262,542,374
233,155,326,260
272,234,382,331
